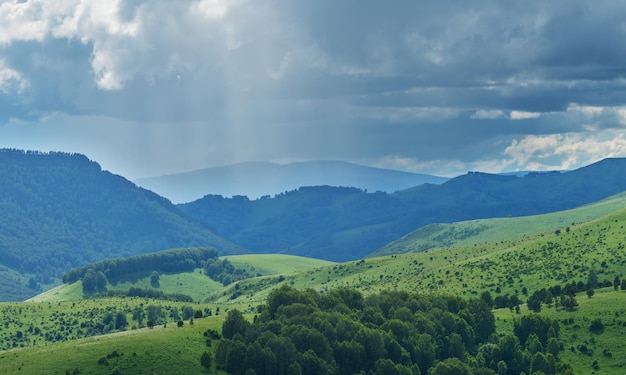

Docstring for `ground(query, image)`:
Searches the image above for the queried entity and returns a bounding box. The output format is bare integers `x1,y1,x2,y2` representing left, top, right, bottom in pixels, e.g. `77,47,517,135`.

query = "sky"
2,0,626,179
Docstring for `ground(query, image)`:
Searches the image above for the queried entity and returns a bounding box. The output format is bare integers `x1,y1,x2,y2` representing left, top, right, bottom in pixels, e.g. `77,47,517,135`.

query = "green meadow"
0,314,226,374
495,288,626,375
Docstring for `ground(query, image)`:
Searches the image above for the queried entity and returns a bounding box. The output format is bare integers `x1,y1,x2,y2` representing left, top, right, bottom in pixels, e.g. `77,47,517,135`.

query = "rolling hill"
6,197,626,374
203,199,626,309
372,191,626,256
179,158,626,262
0,149,245,301
135,160,448,203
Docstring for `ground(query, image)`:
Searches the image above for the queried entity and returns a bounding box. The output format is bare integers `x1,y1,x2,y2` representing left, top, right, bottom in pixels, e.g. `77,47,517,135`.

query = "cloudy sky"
2,0,626,179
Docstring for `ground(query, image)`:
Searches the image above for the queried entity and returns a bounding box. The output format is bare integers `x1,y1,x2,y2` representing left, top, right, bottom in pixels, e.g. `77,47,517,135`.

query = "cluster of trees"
525,270,619,312
62,247,219,284
214,286,571,375
204,258,257,286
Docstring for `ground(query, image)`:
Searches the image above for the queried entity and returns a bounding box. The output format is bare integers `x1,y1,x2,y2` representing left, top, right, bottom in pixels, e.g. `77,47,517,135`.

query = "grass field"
495,288,626,375
224,253,336,275
0,314,226,374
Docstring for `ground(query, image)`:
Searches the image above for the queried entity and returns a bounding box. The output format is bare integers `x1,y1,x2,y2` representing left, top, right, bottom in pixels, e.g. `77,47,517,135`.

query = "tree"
222,309,250,339
560,295,578,311
96,271,108,291
587,269,598,289
480,291,494,308
150,271,160,288
200,351,212,369
182,305,195,320
429,357,471,375
82,269,97,293
115,312,127,330
146,305,165,324
132,306,144,326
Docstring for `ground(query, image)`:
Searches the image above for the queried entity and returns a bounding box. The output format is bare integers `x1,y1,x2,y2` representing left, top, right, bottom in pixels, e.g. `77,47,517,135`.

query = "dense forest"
0,149,243,297
215,286,571,375
179,158,626,262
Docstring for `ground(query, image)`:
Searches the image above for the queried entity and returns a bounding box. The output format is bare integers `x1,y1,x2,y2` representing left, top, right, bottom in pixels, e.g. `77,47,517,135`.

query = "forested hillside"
217,286,571,375
0,149,244,300
179,158,626,261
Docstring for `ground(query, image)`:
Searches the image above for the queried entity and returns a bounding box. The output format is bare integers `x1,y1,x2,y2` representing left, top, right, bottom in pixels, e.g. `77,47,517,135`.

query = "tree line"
214,285,572,375
62,247,218,284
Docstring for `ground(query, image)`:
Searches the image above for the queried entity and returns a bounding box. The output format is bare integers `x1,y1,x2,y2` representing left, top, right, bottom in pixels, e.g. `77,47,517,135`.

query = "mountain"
0,149,245,301
179,158,626,262
134,160,449,203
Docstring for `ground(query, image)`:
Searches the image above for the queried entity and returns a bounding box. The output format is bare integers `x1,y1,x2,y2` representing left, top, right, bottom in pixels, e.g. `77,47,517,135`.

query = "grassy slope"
29,254,334,303
0,315,226,375
372,191,626,256
495,288,626,375
224,254,336,275
210,203,626,309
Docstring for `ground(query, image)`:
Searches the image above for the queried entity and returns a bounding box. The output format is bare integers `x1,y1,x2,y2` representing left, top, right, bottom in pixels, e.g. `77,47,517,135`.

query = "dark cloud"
1,0,626,178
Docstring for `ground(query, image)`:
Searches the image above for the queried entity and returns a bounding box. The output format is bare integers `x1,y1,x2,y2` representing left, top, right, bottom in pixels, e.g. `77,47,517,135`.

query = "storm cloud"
1,0,626,178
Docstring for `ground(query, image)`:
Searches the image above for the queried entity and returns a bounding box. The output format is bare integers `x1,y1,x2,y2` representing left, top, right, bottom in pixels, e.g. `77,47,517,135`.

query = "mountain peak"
135,160,448,203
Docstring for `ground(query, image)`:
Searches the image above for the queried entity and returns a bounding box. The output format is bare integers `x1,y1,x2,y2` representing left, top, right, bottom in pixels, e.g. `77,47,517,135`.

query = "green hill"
207,202,626,310
372,191,626,256
5,207,626,373
0,301,226,374
0,150,245,301
30,252,334,304
180,158,626,262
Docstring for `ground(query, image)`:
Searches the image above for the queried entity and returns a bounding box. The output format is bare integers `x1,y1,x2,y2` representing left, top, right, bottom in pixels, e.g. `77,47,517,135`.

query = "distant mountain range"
4,148,626,301
179,158,626,261
134,160,449,203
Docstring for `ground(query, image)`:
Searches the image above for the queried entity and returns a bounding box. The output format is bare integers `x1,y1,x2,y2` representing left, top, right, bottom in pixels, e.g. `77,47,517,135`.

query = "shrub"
589,318,604,333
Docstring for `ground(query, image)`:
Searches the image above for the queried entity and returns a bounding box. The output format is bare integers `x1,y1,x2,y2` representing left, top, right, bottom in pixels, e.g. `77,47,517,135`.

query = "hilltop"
0,149,244,301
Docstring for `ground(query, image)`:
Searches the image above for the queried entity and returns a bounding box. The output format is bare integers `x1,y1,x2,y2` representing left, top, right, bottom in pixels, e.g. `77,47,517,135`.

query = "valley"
2,151,626,374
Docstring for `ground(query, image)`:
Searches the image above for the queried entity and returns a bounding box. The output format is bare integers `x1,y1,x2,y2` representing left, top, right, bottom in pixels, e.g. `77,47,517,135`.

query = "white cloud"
510,110,541,120
0,59,28,94
470,109,505,120
504,130,626,170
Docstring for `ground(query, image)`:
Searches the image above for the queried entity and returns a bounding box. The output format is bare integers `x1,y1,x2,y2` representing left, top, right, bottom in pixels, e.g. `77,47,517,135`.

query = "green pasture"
224,253,335,275
495,288,626,375
0,314,226,374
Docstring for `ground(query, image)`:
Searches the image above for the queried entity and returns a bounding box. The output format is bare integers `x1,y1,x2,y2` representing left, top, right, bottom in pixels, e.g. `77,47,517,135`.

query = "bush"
589,318,604,333
200,351,212,369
